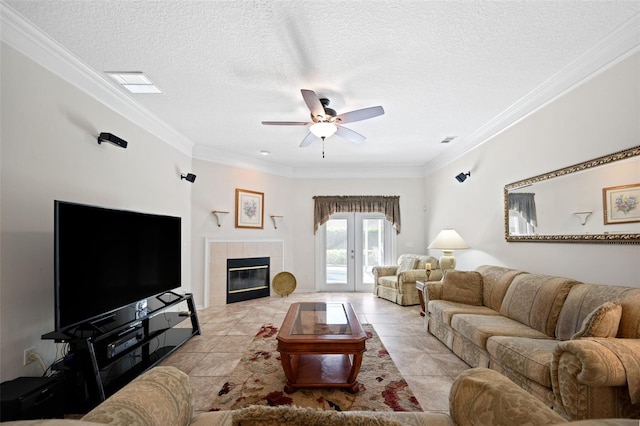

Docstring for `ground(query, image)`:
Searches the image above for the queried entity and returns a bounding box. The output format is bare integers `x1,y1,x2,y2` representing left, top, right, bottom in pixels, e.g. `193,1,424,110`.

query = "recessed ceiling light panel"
106,72,162,94
124,84,162,94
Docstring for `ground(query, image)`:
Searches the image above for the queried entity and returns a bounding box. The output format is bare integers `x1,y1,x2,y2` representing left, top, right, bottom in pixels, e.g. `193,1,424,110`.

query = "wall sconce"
211,211,229,227
270,215,283,229
97,132,128,148
180,173,196,183
455,172,471,183
574,211,592,225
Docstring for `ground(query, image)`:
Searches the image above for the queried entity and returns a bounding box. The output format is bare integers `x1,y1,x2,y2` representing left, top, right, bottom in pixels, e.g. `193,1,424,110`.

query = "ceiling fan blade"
335,106,385,124
335,126,366,144
301,89,325,119
261,121,310,126
299,132,316,147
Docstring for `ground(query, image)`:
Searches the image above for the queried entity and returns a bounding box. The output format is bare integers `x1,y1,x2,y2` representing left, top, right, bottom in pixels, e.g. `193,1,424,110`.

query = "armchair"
372,254,442,306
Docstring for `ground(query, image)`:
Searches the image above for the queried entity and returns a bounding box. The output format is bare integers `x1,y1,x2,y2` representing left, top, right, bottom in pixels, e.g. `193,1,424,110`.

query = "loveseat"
372,254,443,306
423,265,640,421
3,366,637,426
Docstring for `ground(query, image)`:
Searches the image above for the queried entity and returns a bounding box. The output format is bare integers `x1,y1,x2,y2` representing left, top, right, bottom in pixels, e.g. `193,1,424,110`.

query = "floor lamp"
428,229,470,270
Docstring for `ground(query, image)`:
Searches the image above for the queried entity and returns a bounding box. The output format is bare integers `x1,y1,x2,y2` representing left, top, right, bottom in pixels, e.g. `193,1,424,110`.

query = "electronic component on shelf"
106,335,142,360
99,325,144,360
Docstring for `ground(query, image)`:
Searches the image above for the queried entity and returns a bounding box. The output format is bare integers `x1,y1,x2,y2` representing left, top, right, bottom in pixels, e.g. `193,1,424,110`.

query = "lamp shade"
428,229,469,270
310,122,337,139
428,229,470,250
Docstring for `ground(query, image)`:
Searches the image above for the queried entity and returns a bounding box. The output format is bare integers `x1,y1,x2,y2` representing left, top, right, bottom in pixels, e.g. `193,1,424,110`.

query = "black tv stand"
42,293,200,411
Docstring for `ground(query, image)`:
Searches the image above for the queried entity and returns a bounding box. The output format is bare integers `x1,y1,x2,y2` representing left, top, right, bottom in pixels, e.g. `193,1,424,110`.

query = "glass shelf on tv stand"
42,291,191,342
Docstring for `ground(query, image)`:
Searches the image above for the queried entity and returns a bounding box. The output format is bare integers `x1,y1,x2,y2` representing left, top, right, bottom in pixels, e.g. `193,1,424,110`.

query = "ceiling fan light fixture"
310,122,337,139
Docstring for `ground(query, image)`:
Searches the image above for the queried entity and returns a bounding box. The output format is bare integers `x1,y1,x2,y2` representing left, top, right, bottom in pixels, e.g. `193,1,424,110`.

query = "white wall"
425,52,640,287
190,160,426,303
0,44,193,381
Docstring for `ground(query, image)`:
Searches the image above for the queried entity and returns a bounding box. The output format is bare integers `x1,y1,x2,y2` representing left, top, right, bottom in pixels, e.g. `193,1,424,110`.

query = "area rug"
209,323,422,412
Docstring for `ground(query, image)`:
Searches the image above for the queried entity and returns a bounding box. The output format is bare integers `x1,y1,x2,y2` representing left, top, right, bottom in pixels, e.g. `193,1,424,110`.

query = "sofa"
372,254,443,306
3,366,637,426
423,265,640,421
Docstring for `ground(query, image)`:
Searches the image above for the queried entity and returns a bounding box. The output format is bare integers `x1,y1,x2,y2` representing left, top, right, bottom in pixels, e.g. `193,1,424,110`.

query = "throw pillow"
571,301,622,339
441,270,483,306
396,257,418,275
232,405,403,426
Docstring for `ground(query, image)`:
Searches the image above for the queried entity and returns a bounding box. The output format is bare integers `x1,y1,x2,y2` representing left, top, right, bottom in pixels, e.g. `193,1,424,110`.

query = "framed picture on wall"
235,188,264,229
603,183,640,225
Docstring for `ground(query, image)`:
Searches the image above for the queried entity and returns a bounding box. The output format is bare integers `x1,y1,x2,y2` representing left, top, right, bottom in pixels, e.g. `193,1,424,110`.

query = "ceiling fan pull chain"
322,137,325,158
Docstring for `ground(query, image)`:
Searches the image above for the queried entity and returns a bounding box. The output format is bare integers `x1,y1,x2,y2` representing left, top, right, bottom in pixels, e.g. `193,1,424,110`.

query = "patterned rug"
209,323,422,412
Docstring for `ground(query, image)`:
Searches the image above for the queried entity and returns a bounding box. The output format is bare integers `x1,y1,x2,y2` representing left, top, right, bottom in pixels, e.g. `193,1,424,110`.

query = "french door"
317,213,394,292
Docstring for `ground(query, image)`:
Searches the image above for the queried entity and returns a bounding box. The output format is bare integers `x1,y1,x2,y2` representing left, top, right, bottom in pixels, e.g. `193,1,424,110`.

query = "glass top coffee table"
276,302,367,394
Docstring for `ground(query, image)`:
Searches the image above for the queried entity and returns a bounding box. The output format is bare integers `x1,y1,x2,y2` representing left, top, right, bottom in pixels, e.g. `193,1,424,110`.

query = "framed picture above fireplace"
235,188,264,229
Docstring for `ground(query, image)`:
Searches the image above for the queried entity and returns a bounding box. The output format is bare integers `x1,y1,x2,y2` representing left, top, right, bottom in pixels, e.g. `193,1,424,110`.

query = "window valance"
313,195,401,234
508,193,538,227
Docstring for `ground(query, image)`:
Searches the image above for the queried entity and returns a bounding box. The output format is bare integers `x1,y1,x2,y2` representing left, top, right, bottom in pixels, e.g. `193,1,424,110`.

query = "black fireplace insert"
227,257,270,303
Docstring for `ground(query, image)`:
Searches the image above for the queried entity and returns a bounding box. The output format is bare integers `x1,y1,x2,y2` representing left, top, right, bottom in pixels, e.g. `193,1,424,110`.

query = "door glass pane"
325,219,347,284
362,218,384,285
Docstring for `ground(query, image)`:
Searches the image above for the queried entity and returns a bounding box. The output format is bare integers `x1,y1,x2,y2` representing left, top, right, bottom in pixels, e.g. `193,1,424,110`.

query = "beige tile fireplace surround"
205,239,284,307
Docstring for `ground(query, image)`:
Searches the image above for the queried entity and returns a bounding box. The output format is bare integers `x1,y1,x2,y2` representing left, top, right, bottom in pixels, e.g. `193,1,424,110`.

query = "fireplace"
227,257,270,303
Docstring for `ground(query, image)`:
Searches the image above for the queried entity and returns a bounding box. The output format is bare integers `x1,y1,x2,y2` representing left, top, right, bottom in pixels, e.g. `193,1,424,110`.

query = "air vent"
440,136,456,144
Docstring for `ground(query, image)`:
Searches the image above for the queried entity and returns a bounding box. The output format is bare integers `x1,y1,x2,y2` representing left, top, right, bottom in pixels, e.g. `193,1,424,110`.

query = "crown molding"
193,144,425,179
289,165,426,179
3,2,637,179
0,3,194,157
192,144,295,177
423,12,640,175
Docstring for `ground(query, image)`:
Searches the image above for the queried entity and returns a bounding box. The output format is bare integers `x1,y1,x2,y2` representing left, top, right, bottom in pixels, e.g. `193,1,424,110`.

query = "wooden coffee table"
276,302,367,394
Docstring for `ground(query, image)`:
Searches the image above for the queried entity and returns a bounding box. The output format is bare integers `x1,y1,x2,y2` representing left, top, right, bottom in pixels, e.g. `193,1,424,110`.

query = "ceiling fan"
262,89,384,156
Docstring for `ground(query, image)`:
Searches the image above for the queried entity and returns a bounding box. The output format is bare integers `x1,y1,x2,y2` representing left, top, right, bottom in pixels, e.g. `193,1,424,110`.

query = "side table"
416,280,427,317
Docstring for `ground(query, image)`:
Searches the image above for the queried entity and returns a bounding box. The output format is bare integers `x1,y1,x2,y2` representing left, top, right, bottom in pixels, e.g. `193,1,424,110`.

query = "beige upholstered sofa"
424,265,640,421
4,366,637,426
372,254,443,306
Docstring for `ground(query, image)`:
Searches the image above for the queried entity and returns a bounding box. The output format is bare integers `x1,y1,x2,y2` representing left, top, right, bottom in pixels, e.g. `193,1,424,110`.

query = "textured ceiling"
3,1,640,175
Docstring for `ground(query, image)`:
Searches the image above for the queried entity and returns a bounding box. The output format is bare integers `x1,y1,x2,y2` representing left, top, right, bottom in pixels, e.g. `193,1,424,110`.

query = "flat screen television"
54,200,181,331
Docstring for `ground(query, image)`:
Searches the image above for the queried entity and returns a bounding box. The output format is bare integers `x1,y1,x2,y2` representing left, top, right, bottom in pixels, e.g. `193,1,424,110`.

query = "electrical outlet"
23,347,36,366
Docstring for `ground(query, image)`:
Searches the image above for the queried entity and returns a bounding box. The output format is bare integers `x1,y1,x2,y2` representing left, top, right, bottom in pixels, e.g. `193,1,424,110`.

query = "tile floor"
160,292,470,415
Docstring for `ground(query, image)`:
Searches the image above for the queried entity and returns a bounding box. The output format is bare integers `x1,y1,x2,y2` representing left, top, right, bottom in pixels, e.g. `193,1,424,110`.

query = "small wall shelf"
574,211,592,225
270,215,283,229
212,211,229,227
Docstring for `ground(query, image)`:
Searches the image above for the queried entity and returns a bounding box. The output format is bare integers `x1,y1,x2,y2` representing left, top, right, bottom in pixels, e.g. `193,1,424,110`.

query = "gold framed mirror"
504,145,640,244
